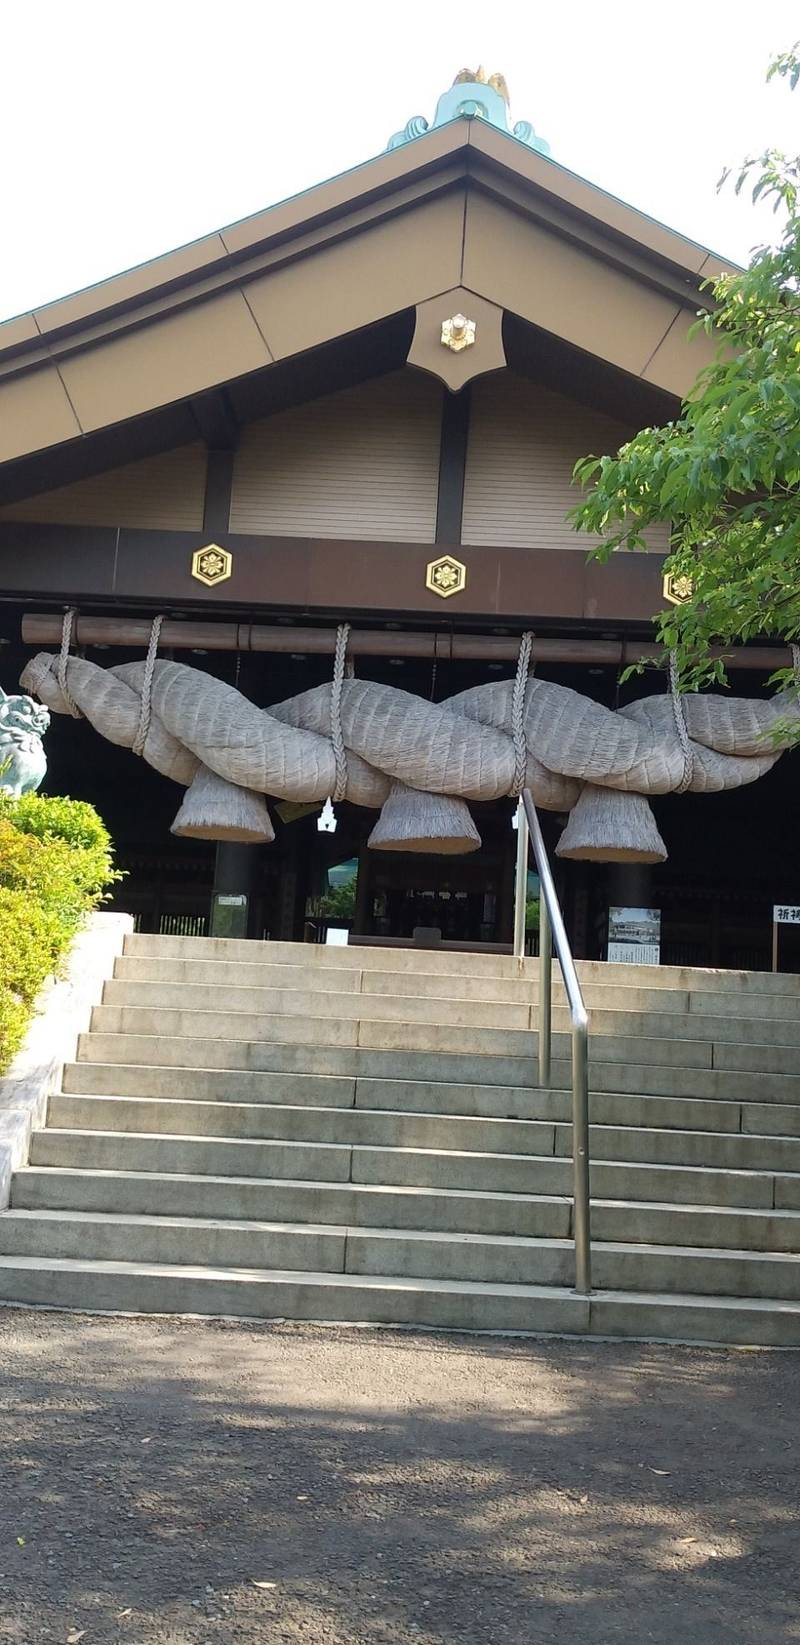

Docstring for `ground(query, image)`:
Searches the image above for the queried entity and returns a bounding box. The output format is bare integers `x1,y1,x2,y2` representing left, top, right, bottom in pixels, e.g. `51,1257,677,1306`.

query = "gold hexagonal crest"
426,554,467,599
440,313,476,352
192,544,232,587
663,570,693,606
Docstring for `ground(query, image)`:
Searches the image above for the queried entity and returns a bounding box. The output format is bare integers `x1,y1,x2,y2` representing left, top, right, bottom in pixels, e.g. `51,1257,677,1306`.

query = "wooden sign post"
772,904,800,972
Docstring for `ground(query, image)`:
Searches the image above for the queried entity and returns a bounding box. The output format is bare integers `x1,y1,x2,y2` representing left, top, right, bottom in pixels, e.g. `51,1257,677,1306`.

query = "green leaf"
571,45,800,692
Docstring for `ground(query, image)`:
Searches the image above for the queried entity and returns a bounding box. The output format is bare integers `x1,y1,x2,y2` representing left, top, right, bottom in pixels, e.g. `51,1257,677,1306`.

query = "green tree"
316,880,356,921
572,46,800,696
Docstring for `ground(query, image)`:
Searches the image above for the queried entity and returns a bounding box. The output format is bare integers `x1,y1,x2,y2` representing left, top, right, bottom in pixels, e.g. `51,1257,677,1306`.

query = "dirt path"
0,1311,798,1643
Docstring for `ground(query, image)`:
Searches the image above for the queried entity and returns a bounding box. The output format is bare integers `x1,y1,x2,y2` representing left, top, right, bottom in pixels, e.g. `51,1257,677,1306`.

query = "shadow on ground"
0,1311,798,1644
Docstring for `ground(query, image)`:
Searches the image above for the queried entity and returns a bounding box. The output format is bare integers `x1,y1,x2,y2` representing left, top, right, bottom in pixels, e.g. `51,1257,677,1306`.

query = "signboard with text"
607,906,661,966
772,904,800,973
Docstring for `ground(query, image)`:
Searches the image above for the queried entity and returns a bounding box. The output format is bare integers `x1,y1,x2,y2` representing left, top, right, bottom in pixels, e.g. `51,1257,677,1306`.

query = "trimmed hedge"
0,792,120,1072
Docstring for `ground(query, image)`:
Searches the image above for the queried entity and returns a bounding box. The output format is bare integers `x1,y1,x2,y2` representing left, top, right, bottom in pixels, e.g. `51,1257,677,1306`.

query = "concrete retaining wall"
0,912,132,1207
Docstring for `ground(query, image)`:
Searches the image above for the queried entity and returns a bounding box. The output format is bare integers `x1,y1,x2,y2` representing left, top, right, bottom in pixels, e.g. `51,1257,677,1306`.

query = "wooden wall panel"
229,370,442,542
461,373,669,552
0,443,207,530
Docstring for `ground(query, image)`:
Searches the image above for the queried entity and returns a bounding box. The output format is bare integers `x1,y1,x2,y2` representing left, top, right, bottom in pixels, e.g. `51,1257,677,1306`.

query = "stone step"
64,1060,796,1136
372,973,800,1021
11,1167,571,1238
88,1001,800,1073
87,1004,722,1069
30,1129,355,1184
2,1209,800,1302
101,978,533,1032
50,1093,559,1156
14,930,800,1351
48,1093,800,1175
0,1251,588,1333
73,1031,800,1105
111,953,679,1012
64,1058,361,1107
14,1164,800,1250
113,954,800,1024
121,934,800,999
1,1251,799,1345
30,1126,796,1210
100,977,800,1047
0,1208,344,1272
124,933,534,978
346,1079,800,1134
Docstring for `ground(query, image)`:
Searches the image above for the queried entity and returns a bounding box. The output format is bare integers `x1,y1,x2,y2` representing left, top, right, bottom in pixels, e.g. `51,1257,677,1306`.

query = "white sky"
1,0,797,323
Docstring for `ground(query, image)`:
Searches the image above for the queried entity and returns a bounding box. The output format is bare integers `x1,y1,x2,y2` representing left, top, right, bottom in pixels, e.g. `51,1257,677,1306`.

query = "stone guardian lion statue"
0,686,49,797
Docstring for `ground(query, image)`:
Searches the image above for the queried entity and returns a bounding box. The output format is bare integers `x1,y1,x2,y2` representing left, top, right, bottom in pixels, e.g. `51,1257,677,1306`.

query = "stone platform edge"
0,912,133,1207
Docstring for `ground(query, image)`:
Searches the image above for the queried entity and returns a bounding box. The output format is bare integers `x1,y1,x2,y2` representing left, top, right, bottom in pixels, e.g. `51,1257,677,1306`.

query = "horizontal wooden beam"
0,523,671,624
20,613,791,672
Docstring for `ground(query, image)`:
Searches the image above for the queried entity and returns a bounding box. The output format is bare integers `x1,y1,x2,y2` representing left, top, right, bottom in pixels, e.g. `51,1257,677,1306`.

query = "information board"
607,906,661,966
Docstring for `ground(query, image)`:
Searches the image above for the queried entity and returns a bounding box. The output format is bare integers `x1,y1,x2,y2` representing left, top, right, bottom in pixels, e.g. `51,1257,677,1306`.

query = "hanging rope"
669,651,694,794
57,608,83,719
131,615,164,757
510,631,534,796
330,622,350,803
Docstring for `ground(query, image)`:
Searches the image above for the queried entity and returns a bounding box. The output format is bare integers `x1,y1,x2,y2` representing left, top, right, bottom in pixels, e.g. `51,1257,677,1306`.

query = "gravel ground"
0,1310,798,1644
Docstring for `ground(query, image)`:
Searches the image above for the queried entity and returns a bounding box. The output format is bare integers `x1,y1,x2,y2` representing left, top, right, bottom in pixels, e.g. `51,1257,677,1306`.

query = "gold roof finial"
452,66,510,103
488,72,510,103
388,70,550,154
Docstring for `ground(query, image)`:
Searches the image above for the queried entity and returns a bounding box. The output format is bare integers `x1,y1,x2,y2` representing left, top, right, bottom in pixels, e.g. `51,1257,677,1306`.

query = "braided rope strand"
510,631,534,796
330,622,350,803
669,651,694,795
131,615,164,757
57,609,83,719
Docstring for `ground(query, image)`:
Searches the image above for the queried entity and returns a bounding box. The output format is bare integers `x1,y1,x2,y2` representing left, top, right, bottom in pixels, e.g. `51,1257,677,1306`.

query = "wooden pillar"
607,864,654,910
605,863,656,959
211,843,260,938
435,388,471,543
196,387,239,535
202,450,235,535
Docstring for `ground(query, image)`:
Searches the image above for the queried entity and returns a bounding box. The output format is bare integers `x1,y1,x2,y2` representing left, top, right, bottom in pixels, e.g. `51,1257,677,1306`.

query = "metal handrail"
513,790,591,1294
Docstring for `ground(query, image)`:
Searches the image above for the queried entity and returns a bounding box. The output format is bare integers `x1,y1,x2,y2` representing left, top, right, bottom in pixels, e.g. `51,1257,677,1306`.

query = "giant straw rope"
20,639,800,862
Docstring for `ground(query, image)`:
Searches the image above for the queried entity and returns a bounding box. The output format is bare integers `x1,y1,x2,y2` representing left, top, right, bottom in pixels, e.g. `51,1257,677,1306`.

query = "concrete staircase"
2,934,800,1344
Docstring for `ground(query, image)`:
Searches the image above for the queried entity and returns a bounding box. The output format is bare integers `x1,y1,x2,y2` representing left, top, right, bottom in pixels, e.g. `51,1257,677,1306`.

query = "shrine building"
1,70,797,969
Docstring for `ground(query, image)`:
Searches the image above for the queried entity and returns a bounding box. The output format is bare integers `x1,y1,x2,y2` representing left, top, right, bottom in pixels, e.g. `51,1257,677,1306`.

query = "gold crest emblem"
191,545,233,587
663,571,693,606
426,555,467,599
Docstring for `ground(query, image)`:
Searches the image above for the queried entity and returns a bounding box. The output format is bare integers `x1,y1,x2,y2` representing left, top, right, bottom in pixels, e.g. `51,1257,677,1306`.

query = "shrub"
0,792,114,891
0,794,119,1072
0,988,28,1069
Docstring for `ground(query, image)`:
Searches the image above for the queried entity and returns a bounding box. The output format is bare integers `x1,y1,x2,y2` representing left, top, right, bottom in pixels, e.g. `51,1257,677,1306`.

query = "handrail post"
512,797,529,961
521,788,591,1297
538,898,552,1087
571,1020,591,1294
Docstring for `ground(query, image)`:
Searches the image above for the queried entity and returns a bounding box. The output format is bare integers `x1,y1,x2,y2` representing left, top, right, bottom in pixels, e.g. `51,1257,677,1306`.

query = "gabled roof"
0,109,738,475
